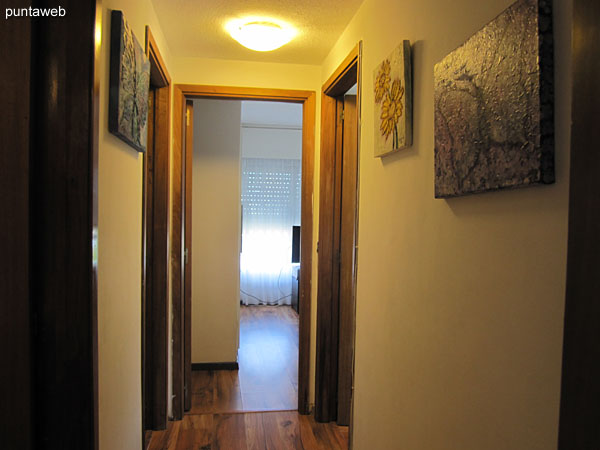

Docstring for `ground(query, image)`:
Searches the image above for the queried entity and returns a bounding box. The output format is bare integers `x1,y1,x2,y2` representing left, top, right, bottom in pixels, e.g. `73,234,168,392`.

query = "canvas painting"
373,40,412,157
109,10,150,152
433,0,554,198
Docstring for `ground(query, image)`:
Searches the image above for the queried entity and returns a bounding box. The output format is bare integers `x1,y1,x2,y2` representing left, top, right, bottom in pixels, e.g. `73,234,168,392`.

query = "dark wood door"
171,99,193,419
0,6,33,449
315,95,344,423
315,85,359,426
142,88,155,434
143,84,169,431
558,0,600,447
22,0,99,447
143,28,171,431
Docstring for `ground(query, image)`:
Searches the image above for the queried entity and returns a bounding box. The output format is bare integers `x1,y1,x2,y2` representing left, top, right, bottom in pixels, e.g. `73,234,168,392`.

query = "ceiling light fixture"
226,18,296,52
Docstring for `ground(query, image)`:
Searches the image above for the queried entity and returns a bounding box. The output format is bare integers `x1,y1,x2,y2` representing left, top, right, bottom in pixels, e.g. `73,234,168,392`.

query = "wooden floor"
238,305,298,411
148,306,348,449
147,411,348,450
191,306,299,413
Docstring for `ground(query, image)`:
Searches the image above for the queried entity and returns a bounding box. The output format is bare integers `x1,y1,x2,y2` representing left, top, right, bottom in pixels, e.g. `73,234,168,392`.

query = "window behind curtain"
240,157,301,305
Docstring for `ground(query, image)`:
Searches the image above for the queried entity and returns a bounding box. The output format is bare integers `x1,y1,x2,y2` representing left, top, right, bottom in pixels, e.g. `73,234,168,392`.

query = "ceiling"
150,0,364,65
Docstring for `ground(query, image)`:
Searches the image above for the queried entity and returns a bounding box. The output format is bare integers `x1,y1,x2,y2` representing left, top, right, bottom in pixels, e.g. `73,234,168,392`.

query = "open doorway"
169,85,316,421
238,101,303,411
184,98,301,413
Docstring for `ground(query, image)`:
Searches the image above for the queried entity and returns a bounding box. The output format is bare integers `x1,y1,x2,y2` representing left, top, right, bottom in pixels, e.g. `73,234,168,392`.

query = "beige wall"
97,1,172,449
241,127,302,160
173,57,321,91
191,99,242,363
321,0,571,448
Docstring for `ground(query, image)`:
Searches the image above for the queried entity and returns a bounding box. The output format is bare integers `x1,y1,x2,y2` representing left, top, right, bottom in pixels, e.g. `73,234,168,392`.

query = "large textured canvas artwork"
434,0,554,198
374,41,412,157
109,10,150,152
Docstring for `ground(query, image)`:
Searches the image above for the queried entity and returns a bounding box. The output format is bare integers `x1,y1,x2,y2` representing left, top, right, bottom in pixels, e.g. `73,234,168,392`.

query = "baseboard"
191,362,239,371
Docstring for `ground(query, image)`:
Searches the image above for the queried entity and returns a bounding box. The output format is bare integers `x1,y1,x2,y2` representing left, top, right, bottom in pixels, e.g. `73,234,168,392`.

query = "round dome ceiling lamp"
226,18,297,52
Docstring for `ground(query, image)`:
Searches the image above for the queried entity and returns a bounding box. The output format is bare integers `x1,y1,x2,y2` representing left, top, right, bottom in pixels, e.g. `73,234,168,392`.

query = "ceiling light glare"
226,18,296,52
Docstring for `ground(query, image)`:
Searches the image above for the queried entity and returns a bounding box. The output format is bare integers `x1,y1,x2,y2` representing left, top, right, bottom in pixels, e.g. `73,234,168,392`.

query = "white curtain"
240,158,301,305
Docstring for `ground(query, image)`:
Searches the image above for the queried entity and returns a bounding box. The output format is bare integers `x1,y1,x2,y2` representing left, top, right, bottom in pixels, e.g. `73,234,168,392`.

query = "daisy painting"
373,41,412,157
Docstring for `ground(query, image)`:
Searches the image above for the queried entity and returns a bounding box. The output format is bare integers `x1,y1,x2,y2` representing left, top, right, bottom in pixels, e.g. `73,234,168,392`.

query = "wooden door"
184,100,194,412
172,99,194,419
143,28,171,431
315,45,361,426
315,95,343,423
558,0,600,447
22,0,99,447
142,88,155,433
337,94,358,426
142,83,169,430
1,7,33,449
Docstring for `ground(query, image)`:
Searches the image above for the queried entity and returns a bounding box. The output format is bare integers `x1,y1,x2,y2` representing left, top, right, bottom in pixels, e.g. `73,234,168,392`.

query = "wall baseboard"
191,362,239,371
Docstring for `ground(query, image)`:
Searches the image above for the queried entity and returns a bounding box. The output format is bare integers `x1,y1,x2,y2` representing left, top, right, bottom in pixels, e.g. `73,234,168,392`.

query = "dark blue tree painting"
109,10,150,152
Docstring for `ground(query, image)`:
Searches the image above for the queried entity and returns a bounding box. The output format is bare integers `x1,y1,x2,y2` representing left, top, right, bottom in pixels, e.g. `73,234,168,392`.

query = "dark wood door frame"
171,99,193,418
142,26,171,432
33,0,101,446
558,0,600,447
337,93,358,427
171,85,316,418
0,0,101,447
1,2,34,447
183,100,194,413
315,43,362,425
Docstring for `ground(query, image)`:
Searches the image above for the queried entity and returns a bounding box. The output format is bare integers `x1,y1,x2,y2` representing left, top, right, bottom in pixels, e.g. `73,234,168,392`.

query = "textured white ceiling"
150,0,364,64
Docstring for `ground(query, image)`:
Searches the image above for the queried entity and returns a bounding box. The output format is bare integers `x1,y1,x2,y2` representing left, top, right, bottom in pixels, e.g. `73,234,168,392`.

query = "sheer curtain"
240,157,301,305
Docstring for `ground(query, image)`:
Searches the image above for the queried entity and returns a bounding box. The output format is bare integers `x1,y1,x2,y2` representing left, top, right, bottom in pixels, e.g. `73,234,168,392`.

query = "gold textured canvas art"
433,0,554,197
373,40,412,157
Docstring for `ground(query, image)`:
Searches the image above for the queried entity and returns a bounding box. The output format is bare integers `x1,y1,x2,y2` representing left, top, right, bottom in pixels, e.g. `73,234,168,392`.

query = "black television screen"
291,225,301,263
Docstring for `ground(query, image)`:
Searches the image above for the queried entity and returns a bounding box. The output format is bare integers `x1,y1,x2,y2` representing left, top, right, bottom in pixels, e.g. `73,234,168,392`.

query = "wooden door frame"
558,0,600,447
1,3,34,448
142,27,171,432
337,92,358,427
171,84,316,418
171,98,194,417
0,0,101,447
32,0,100,446
315,43,362,424
183,99,194,413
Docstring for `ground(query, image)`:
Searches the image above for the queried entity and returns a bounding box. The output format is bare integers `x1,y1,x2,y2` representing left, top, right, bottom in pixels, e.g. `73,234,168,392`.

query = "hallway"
147,306,348,449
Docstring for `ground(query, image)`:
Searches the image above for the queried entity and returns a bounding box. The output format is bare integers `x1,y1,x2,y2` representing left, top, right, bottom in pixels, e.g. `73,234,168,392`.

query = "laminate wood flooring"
148,306,348,449
147,410,349,450
190,306,299,413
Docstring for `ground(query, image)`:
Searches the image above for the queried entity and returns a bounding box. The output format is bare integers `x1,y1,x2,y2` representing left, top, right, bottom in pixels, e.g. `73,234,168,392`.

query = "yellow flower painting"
374,60,391,103
373,41,412,157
